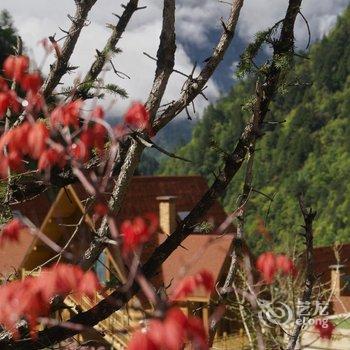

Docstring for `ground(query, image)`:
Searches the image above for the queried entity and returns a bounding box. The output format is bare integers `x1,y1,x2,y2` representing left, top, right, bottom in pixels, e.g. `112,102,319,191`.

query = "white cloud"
237,0,348,48
0,0,347,119
1,0,220,119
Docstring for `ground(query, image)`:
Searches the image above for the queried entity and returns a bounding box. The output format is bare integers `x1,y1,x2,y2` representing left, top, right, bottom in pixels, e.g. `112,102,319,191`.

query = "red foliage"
0,219,26,246
93,203,109,217
0,121,58,176
256,252,277,284
27,122,49,159
92,105,105,119
3,55,29,81
170,270,214,301
314,319,335,340
256,252,296,284
25,91,44,113
0,77,9,91
0,90,21,118
120,213,158,255
20,72,42,93
127,307,208,350
50,100,82,128
275,254,297,277
38,147,66,170
38,38,54,54
124,102,149,130
0,264,100,336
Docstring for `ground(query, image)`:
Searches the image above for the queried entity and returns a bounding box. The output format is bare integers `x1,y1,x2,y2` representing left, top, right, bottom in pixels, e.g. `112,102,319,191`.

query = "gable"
5,176,234,297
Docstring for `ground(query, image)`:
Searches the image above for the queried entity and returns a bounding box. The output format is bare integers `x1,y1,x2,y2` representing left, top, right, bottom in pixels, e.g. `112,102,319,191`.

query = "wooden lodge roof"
1,176,234,300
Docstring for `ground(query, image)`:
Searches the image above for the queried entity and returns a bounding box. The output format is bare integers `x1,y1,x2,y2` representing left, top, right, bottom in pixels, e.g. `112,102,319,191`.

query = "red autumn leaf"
7,151,23,172
3,122,30,155
0,264,100,337
93,203,109,217
3,55,29,81
0,218,26,246
78,271,101,299
186,315,208,349
27,122,49,159
25,90,44,113
256,252,296,283
256,252,277,284
0,93,10,118
91,123,106,153
127,331,158,350
92,105,105,119
127,308,208,350
0,77,9,92
314,319,335,340
124,102,149,130
120,213,158,255
50,100,82,128
0,90,21,118
38,147,66,170
20,72,42,93
170,269,214,300
276,254,297,277
163,308,188,350
69,141,89,162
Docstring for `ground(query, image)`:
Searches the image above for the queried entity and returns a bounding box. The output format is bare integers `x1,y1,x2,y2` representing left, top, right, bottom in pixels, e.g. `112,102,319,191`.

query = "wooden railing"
212,332,248,350
67,292,133,349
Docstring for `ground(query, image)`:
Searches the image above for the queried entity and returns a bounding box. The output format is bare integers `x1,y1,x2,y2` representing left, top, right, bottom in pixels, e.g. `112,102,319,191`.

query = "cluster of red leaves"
314,319,335,340
0,125,61,177
0,55,154,180
0,120,66,177
124,102,149,130
0,218,26,246
0,77,20,117
114,102,152,137
127,307,208,350
0,264,100,337
51,100,82,128
93,202,109,218
0,56,43,118
170,269,214,301
70,114,107,162
256,252,297,284
120,213,158,255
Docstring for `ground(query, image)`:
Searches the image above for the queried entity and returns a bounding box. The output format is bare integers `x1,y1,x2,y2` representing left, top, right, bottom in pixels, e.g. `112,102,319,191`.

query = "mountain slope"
159,7,350,253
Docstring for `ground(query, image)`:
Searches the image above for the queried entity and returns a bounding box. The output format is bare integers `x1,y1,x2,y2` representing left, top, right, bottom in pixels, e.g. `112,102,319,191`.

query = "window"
94,250,108,285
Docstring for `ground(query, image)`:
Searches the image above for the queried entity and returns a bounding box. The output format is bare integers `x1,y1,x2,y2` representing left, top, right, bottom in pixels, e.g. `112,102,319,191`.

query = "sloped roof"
0,193,56,276
0,230,34,278
312,243,350,283
2,176,234,299
300,243,350,315
74,175,234,299
160,233,233,299
73,175,229,227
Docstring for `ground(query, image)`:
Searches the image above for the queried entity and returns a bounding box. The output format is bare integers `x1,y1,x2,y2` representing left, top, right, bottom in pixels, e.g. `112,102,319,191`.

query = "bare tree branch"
41,0,98,99
286,196,316,350
152,0,244,133
74,0,140,99
146,0,176,120
142,0,302,297
0,2,305,349
0,1,308,348
78,0,176,270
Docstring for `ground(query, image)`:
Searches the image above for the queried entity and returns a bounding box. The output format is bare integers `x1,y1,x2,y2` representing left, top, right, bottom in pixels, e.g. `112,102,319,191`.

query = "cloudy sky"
0,0,348,118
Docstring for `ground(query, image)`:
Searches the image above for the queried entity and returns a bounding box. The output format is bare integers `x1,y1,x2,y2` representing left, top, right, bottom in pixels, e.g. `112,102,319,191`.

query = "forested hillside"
160,7,350,253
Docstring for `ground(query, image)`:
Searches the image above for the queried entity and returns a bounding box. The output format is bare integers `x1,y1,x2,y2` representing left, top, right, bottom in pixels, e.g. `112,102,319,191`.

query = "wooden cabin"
0,176,242,348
